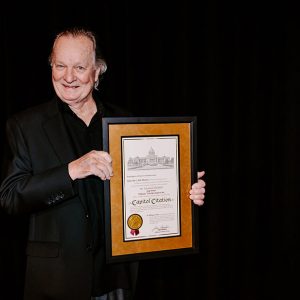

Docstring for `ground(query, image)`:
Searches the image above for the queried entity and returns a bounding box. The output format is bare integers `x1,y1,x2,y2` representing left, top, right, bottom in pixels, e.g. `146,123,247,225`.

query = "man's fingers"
95,162,113,179
197,170,205,180
192,199,204,206
190,187,205,195
190,193,205,200
69,150,114,180
192,181,205,189
93,151,113,178
99,151,112,163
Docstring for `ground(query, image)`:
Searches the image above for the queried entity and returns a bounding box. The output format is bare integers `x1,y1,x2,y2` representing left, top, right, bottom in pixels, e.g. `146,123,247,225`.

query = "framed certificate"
102,116,199,263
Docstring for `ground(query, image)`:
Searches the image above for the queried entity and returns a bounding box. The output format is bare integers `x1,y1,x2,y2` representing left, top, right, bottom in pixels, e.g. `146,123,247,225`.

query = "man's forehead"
53,36,94,61
55,35,93,49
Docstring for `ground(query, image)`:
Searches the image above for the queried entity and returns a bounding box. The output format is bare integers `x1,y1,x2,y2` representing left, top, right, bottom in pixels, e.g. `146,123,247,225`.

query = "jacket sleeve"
0,116,76,215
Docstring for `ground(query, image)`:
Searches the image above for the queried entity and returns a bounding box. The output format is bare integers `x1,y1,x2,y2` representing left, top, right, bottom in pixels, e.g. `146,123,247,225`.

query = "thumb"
197,170,205,180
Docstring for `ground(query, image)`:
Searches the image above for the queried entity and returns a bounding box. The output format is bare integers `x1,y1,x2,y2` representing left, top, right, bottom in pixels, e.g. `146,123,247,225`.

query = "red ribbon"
130,229,139,236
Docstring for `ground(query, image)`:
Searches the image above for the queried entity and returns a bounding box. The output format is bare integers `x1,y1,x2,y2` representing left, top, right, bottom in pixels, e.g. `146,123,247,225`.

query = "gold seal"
127,214,143,230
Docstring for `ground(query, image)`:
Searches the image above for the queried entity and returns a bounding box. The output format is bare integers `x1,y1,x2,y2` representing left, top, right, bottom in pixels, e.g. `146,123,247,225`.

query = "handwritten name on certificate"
121,136,180,241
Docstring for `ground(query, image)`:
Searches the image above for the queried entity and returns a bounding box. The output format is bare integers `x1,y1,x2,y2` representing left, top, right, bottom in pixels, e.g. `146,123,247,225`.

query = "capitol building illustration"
127,147,174,170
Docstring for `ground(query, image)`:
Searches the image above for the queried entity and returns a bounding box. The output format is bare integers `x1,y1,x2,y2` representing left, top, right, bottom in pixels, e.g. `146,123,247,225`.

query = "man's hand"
189,171,206,206
68,150,113,181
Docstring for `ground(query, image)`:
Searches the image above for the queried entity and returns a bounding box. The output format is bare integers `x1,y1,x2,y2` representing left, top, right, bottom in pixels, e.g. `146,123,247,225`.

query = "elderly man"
0,27,206,300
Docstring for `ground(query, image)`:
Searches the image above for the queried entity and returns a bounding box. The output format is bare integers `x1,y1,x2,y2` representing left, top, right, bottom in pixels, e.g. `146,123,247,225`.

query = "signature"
152,225,170,233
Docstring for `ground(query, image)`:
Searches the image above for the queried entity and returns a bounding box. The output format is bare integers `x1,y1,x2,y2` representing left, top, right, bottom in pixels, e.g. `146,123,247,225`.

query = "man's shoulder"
101,101,133,117
9,100,57,122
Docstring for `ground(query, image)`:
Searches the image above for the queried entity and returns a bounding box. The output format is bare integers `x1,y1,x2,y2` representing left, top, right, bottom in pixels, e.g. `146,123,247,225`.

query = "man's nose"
64,68,76,83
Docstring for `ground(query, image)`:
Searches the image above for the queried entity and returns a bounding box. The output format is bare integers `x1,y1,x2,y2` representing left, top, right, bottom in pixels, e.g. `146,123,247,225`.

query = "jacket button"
85,214,89,219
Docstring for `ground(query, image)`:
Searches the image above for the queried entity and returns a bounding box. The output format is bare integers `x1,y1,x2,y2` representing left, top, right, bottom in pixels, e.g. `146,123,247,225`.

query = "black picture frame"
102,116,199,263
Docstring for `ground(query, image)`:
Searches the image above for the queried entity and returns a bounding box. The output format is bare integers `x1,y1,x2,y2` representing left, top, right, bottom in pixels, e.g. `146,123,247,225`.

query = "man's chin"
59,97,80,104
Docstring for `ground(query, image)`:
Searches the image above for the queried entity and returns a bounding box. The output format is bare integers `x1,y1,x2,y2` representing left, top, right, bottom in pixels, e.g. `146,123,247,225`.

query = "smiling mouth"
63,85,79,89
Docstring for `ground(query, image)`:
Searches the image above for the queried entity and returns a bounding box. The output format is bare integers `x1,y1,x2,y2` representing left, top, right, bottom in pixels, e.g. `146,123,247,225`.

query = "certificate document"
102,116,198,263
122,135,180,241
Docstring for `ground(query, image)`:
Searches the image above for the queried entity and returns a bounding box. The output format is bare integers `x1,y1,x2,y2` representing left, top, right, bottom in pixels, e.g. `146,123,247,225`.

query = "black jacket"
0,98,137,300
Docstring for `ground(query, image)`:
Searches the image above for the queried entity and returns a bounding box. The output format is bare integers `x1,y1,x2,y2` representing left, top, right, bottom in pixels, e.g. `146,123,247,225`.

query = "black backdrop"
1,2,299,300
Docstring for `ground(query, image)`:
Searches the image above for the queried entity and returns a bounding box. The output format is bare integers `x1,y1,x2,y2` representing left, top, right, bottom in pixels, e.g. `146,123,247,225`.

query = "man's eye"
76,66,86,71
55,65,65,70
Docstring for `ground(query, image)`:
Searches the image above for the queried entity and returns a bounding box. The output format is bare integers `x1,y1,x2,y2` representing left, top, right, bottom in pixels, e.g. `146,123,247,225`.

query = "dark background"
1,2,299,300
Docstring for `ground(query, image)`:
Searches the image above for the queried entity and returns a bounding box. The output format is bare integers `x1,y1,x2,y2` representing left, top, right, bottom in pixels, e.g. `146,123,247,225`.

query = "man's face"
51,35,100,106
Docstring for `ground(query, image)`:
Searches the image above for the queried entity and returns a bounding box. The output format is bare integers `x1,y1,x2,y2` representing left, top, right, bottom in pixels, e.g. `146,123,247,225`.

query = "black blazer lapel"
41,101,88,212
42,112,76,165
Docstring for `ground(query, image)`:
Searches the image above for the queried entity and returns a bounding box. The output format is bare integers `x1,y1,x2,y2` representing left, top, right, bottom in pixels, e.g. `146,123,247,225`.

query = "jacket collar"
42,99,77,165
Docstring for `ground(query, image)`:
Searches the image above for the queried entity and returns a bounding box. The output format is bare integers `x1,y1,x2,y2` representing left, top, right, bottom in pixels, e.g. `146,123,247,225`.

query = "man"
0,27,206,300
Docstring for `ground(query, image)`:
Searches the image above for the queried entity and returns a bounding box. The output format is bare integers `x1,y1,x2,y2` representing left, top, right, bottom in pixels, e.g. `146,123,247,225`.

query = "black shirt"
59,97,104,251
58,96,136,296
